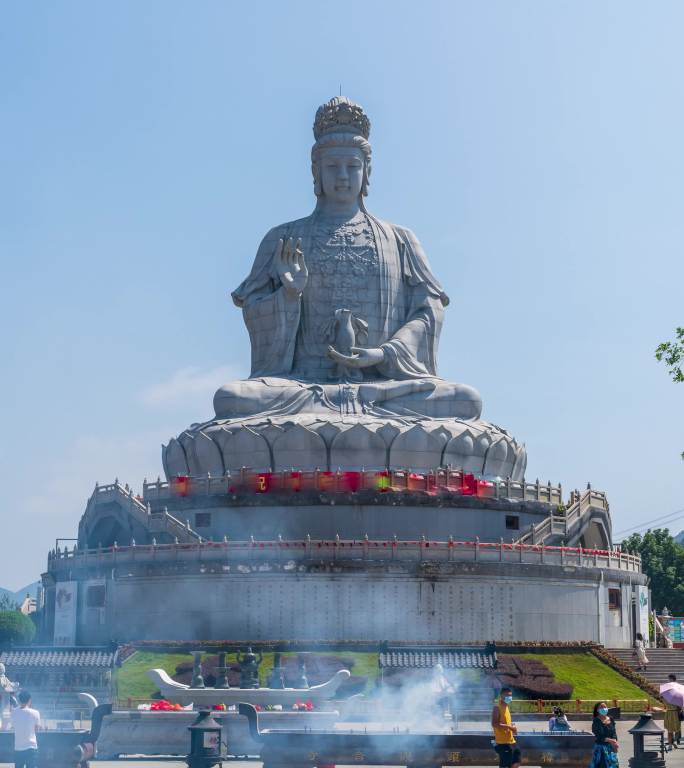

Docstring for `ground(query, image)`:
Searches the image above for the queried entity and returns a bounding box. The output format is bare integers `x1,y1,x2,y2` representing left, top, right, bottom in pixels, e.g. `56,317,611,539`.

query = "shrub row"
490,655,572,699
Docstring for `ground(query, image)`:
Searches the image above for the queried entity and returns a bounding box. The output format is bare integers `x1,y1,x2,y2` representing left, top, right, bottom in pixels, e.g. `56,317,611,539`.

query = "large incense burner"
148,667,349,707
239,703,594,768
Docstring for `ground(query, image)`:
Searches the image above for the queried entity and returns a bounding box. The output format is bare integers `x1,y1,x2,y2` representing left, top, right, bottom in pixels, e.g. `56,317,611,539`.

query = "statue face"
318,146,365,204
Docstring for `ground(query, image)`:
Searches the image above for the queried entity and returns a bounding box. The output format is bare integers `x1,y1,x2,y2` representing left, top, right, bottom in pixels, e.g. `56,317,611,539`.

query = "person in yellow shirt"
491,686,522,768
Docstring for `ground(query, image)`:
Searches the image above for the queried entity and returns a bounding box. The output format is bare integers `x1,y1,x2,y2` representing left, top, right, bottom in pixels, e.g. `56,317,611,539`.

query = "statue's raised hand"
274,237,307,297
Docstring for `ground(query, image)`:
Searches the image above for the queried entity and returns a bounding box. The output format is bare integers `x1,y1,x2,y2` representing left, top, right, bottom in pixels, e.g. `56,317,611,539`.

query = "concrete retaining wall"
71,567,638,646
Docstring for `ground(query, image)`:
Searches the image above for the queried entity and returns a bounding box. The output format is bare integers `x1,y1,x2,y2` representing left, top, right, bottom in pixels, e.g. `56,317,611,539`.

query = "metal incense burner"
238,703,595,768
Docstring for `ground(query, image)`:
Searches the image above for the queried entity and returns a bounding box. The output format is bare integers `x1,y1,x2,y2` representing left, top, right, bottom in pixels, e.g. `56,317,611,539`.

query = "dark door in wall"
631,594,637,643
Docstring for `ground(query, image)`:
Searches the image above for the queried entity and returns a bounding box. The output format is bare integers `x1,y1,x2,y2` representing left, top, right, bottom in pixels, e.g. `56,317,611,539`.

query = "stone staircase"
516,487,610,548
84,481,201,544
608,647,684,686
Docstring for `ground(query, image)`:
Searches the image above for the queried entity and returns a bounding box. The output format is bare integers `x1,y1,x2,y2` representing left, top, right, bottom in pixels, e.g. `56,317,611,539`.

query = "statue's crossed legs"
213,377,482,420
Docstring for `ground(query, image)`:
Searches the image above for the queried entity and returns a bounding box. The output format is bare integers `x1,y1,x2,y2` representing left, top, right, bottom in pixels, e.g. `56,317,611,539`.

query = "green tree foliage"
0,610,36,648
0,594,19,611
656,327,684,383
655,327,684,460
622,529,684,614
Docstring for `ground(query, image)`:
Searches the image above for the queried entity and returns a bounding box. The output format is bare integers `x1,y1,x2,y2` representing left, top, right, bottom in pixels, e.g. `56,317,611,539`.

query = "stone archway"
85,516,130,549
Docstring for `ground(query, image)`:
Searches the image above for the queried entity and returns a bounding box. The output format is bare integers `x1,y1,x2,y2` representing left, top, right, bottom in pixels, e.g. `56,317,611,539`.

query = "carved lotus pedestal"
162,414,526,481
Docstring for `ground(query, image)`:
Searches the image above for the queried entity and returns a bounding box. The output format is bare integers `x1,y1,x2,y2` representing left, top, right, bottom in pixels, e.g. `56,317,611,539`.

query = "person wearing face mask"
491,687,521,768
590,701,619,768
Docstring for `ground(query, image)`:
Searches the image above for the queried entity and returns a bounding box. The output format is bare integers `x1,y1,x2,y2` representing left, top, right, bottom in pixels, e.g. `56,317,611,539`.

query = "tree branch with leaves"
656,327,684,383
655,327,683,459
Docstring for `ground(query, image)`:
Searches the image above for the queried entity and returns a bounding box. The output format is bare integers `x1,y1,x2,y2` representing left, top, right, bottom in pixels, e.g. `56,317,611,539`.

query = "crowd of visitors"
490,659,684,768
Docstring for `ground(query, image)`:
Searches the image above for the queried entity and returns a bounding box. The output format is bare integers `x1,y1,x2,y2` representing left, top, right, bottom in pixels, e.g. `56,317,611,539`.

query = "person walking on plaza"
634,632,649,672
491,686,521,768
11,691,41,768
590,701,619,768
663,674,682,750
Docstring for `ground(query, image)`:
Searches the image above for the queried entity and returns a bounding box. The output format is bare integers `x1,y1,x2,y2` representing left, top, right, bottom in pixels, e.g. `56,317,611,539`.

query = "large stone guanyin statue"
163,98,527,479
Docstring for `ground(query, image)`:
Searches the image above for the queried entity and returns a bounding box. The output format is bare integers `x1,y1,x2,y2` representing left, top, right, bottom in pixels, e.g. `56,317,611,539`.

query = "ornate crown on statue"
313,96,371,140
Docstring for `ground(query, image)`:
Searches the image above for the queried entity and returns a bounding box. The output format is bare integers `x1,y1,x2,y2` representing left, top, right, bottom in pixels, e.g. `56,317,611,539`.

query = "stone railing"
87,481,200,543
516,486,610,545
46,536,642,574
140,470,565,505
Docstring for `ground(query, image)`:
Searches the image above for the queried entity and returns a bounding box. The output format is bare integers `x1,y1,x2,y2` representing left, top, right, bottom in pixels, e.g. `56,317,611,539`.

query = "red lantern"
172,475,191,497
255,473,272,493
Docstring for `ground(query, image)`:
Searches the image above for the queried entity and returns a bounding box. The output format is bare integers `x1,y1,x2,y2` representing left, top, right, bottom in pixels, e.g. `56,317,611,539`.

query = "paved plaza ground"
1,719,681,767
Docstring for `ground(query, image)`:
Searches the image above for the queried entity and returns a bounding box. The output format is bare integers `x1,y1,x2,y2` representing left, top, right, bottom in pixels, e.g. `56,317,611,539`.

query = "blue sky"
1,1,682,589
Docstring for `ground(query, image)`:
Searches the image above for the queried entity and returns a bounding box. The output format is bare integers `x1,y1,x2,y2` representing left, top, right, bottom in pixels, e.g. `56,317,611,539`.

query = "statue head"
311,96,371,201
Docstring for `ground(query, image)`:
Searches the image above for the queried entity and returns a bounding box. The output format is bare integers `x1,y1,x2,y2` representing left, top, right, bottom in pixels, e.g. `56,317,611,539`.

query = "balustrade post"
474,536,480,561
448,535,454,562
540,543,544,564
499,537,503,562
535,478,540,501
363,534,369,560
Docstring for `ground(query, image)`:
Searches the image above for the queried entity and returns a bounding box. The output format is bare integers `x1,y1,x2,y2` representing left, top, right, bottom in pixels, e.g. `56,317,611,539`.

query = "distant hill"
675,531,684,546
0,581,40,606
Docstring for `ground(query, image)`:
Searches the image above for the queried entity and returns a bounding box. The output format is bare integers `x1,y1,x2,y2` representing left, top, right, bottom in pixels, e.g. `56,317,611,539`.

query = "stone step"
608,648,684,653
602,648,684,686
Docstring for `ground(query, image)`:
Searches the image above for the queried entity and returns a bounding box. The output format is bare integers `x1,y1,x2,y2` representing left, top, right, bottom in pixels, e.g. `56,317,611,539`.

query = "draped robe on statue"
215,211,482,420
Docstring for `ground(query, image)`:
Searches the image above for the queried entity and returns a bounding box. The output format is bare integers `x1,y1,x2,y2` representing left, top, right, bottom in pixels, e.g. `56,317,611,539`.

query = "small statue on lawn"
237,646,263,689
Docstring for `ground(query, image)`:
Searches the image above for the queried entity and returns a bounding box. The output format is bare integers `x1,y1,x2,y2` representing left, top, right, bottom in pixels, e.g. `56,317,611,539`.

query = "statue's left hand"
327,345,385,368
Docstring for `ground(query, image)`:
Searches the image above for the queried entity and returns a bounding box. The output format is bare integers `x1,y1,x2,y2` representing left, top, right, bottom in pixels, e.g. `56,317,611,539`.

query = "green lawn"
114,651,191,702
114,650,380,703
504,652,649,701
115,649,649,707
